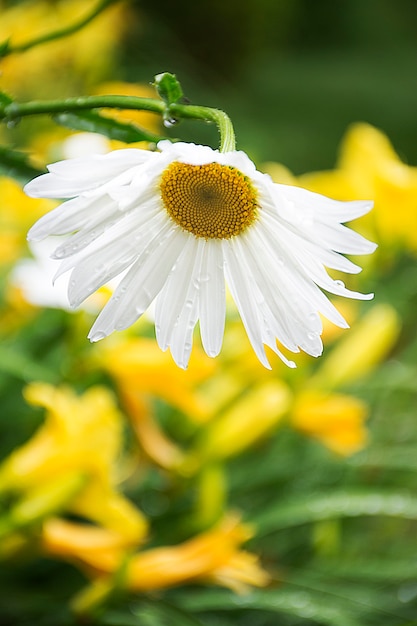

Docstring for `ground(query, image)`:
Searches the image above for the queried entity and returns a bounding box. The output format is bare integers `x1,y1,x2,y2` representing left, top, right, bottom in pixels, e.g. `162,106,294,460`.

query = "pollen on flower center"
159,161,258,239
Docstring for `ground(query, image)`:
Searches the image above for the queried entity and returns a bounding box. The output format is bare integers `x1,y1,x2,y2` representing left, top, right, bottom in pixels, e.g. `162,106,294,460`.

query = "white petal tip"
205,347,221,358
23,182,38,198
27,226,44,242
88,330,108,342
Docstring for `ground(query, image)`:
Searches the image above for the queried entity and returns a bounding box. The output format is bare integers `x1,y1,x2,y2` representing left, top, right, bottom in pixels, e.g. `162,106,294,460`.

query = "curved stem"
2,96,236,153
169,103,236,152
2,0,118,57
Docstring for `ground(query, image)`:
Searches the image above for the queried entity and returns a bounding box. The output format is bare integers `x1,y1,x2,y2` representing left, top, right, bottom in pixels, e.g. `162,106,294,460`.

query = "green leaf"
53,110,166,144
314,557,417,582
0,345,59,384
0,145,45,184
173,588,361,626
0,39,10,57
154,72,184,105
124,598,204,626
254,489,417,535
349,445,417,471
0,90,13,108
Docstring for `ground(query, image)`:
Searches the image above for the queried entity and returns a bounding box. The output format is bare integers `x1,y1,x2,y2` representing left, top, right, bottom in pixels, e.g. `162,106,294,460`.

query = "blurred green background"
121,0,417,171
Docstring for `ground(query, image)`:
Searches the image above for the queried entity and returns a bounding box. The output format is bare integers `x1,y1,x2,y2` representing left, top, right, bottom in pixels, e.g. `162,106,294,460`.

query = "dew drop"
334,279,345,288
290,592,310,609
398,582,417,603
163,117,178,128
6,118,20,129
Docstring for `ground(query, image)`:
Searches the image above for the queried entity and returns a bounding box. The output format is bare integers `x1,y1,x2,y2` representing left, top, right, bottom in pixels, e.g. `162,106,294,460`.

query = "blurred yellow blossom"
312,303,401,390
42,514,270,594
94,336,216,471
0,0,130,97
96,336,215,418
299,123,417,253
0,383,147,542
289,303,400,455
197,381,292,460
291,390,369,455
0,177,55,266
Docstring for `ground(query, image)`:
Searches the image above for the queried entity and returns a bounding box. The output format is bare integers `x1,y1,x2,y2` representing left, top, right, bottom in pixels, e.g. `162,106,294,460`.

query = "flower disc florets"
160,162,258,239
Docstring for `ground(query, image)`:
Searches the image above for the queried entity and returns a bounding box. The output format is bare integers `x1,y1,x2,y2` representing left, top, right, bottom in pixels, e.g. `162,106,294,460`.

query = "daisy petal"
198,240,226,358
223,239,271,369
155,237,200,351
88,224,186,341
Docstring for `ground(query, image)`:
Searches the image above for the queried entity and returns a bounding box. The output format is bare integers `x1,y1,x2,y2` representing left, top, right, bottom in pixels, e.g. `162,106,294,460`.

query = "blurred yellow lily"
292,390,369,455
0,383,147,542
299,123,417,254
42,514,270,595
197,381,292,460
0,0,129,97
0,177,55,267
312,303,401,390
94,336,216,471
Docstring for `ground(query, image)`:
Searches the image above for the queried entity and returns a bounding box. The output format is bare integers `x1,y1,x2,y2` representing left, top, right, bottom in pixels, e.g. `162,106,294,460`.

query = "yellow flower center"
159,161,258,239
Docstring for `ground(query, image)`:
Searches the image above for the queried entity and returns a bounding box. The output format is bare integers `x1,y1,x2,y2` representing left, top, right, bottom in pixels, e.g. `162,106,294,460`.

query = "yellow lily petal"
199,381,292,460
313,304,400,390
45,514,269,593
0,383,147,542
292,390,369,456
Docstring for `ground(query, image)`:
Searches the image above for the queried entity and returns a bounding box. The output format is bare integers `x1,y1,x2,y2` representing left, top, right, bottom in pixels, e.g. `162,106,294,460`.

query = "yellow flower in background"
299,123,417,254
0,0,130,97
97,336,215,419
197,381,292,460
0,177,55,266
0,383,147,542
291,303,401,454
312,303,401,390
94,336,216,471
292,391,369,455
42,514,269,594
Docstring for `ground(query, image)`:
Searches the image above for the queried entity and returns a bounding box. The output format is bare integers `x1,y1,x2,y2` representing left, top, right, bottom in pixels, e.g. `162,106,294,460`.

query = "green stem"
2,0,118,57
169,103,236,152
2,96,236,153
3,96,165,119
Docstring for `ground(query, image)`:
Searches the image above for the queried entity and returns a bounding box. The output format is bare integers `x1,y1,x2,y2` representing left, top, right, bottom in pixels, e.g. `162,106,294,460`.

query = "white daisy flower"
25,140,376,369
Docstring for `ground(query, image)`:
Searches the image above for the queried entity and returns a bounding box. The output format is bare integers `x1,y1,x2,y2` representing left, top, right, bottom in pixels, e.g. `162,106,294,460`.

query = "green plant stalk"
1,96,236,152
1,0,118,57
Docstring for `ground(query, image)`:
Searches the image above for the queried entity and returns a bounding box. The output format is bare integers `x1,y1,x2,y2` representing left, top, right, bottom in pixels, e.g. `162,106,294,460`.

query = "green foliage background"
126,0,417,171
